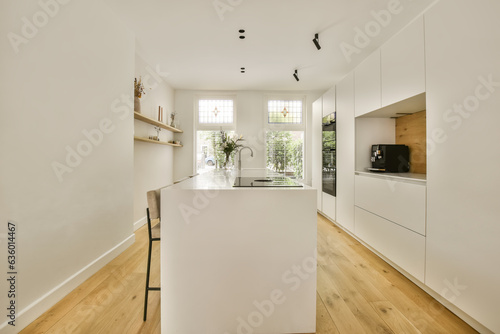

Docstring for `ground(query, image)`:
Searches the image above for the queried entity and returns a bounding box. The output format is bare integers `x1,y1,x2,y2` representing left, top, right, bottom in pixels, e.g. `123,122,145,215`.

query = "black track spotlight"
293,69,299,82
312,33,321,50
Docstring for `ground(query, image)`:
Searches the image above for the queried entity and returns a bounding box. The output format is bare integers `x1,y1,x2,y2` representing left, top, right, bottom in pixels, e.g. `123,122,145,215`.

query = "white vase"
134,96,141,113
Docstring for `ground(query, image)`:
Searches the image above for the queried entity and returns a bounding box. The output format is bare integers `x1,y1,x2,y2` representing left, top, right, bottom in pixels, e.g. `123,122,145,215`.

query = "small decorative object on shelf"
153,126,161,141
158,106,164,122
134,112,183,133
170,111,177,127
134,77,146,113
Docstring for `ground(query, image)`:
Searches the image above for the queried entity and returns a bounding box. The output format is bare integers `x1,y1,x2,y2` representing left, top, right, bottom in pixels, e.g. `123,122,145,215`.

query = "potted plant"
218,130,243,169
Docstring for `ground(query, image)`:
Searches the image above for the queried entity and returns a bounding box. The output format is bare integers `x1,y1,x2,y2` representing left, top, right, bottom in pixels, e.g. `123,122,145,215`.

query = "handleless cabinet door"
312,97,323,211
322,86,336,117
355,174,426,235
381,16,425,106
355,207,425,282
355,50,382,117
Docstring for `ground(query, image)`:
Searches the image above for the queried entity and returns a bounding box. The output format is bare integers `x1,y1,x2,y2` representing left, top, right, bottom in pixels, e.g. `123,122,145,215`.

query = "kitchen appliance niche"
322,112,336,196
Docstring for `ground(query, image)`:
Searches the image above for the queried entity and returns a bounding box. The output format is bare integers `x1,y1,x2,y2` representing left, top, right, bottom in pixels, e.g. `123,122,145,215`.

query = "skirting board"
0,233,135,333
318,212,494,334
134,216,147,231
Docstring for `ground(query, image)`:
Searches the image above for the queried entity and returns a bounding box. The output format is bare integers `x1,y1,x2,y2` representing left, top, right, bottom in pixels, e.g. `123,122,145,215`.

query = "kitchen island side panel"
161,187,317,334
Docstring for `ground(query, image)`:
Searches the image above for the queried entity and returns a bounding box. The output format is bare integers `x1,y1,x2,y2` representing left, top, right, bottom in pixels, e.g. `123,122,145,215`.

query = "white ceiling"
104,0,436,91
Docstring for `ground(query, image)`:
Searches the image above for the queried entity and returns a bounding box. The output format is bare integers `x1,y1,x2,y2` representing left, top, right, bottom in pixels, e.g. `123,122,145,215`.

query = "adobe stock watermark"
427,74,499,156
409,277,468,332
7,0,73,55
384,74,498,193
213,0,243,21
51,96,132,182
177,188,221,224
224,251,317,334
51,64,171,182
340,0,406,63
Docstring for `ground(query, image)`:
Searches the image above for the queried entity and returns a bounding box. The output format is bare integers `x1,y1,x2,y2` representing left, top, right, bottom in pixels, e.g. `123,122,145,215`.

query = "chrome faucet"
238,146,254,171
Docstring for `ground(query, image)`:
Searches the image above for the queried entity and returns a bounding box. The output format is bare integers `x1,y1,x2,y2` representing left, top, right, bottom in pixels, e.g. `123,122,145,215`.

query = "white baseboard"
134,216,147,231
318,213,493,334
0,233,135,333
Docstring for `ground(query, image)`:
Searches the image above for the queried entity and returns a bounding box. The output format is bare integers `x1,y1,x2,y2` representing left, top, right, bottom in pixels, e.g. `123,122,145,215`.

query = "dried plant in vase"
134,77,146,113
170,111,177,127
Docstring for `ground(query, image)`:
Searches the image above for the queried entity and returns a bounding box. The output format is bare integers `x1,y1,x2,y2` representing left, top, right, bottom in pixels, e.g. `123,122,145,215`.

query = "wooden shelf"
134,136,183,147
134,111,183,133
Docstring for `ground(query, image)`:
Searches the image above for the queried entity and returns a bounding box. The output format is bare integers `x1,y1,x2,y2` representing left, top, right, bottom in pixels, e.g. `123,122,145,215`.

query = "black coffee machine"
370,144,410,172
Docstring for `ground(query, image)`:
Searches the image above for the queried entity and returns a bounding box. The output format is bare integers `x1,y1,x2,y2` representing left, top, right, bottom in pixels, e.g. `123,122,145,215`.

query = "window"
265,97,305,179
195,97,236,174
198,99,234,124
268,100,303,124
266,131,304,179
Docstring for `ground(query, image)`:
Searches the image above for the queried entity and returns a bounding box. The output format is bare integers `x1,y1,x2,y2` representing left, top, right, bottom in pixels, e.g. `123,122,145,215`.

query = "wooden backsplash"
396,111,426,174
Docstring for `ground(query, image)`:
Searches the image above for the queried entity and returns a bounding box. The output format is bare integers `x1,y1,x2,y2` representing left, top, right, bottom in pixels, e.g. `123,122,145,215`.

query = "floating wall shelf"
134,136,183,147
134,111,183,133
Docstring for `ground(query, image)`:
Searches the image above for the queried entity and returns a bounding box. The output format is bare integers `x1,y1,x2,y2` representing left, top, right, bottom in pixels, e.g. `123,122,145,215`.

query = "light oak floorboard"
20,214,477,333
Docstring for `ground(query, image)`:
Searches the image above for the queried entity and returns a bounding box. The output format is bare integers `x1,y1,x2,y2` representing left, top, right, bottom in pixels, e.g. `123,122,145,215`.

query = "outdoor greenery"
200,130,239,168
266,131,303,179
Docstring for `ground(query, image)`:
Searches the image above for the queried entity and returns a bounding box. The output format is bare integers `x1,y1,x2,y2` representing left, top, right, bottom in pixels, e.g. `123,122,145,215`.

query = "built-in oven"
322,112,336,196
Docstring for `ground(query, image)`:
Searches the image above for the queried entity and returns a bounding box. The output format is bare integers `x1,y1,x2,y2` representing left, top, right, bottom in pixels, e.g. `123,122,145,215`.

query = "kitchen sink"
233,176,303,187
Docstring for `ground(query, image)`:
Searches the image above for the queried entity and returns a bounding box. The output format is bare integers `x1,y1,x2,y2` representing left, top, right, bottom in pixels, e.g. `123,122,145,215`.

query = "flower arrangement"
218,130,243,168
134,77,146,98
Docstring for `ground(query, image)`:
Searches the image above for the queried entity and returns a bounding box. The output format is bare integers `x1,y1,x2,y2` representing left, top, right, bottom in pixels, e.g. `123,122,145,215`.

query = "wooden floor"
21,214,477,334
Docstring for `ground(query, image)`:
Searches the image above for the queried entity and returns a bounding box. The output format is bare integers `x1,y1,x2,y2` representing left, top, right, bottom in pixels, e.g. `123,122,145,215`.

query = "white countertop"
355,170,427,184
168,168,311,190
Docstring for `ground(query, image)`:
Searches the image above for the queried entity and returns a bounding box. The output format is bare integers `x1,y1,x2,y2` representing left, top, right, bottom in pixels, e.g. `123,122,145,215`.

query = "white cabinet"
355,207,425,281
322,86,336,117
425,1,500,332
381,16,425,106
335,73,355,232
354,50,381,117
354,173,426,282
322,191,336,222
312,97,323,211
355,173,426,235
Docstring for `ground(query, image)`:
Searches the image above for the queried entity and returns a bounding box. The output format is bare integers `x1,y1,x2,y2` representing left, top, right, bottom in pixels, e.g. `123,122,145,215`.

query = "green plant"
266,131,303,179
218,130,243,167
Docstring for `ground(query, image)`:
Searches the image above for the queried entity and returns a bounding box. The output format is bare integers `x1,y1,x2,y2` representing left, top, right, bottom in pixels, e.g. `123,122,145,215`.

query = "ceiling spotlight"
293,69,299,82
312,33,321,50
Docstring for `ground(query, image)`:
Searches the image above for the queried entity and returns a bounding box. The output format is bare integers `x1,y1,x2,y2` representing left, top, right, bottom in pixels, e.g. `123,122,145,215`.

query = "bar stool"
143,189,161,321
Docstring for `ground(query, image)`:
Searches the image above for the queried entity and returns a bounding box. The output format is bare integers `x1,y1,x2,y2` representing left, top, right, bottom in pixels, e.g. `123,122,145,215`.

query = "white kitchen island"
160,169,317,334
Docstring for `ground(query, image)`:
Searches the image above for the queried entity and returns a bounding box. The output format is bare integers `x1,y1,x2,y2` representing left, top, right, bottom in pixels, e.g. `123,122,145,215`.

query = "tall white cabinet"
315,1,500,332
425,1,500,333
312,97,323,211
321,87,337,220
335,73,355,233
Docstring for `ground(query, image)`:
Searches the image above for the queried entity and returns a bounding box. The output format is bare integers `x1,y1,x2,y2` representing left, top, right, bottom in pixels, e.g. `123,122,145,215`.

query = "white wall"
425,1,500,332
133,54,175,228
173,90,322,183
0,1,135,332
355,118,395,171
